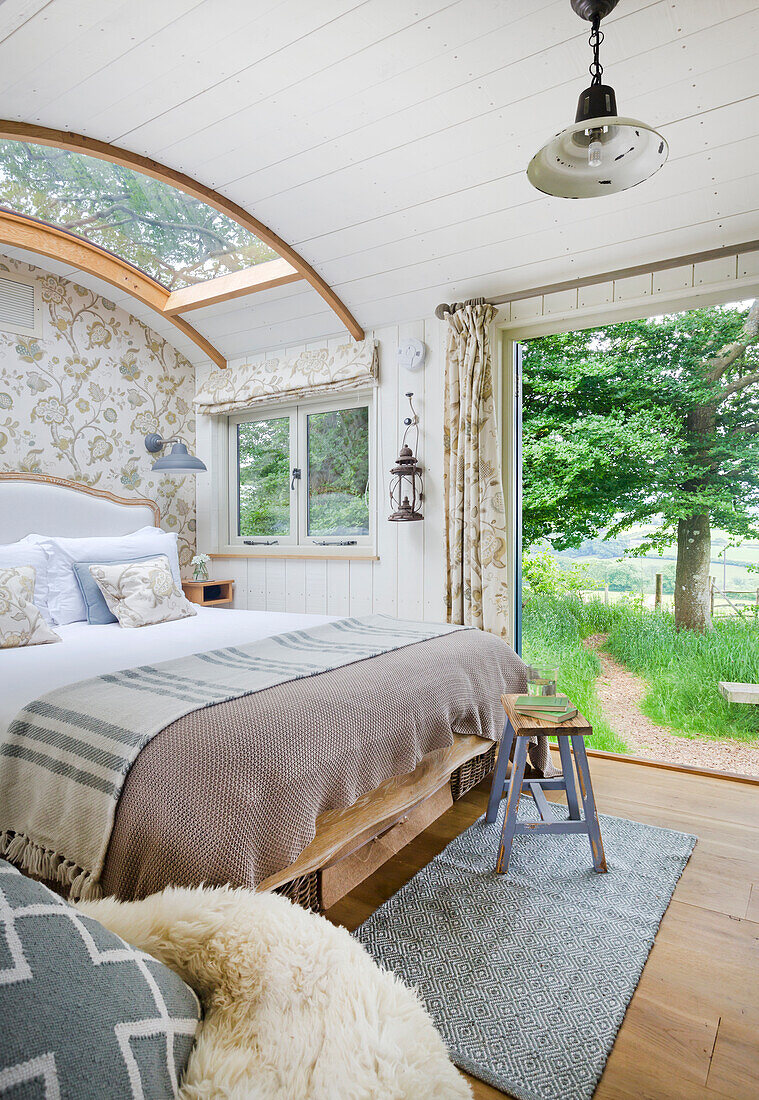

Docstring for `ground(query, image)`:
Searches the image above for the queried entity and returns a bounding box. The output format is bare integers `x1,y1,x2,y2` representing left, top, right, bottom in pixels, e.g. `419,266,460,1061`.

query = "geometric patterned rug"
354,799,696,1100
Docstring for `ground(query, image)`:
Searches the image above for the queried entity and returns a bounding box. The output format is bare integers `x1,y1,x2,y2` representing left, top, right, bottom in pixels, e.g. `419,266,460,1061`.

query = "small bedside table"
181,578,235,607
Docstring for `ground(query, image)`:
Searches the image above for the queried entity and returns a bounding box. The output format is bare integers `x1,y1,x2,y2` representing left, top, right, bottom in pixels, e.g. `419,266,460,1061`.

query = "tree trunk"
674,513,712,631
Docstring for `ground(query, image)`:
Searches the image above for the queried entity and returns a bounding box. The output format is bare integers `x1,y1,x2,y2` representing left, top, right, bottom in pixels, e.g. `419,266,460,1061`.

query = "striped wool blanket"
0,616,469,900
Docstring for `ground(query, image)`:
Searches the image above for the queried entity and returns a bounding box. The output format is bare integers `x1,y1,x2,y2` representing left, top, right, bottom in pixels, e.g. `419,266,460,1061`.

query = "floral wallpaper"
0,256,196,571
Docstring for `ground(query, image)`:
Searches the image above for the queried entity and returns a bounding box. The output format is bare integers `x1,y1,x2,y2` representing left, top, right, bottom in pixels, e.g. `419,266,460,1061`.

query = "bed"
0,473,527,911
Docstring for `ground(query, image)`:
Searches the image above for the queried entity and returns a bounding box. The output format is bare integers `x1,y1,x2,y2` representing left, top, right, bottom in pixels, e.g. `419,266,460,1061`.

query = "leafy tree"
0,141,277,287
238,418,291,536
523,549,598,596
522,302,759,630
307,408,369,535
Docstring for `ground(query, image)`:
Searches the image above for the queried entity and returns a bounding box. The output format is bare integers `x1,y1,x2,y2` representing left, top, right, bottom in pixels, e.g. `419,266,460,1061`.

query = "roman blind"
195,338,378,416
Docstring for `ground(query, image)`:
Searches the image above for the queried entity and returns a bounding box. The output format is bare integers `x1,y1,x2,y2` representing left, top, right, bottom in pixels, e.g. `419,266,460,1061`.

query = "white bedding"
0,607,335,738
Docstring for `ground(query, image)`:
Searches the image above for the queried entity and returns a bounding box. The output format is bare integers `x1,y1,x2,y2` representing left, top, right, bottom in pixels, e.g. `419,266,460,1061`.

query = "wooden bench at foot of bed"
260,735,496,912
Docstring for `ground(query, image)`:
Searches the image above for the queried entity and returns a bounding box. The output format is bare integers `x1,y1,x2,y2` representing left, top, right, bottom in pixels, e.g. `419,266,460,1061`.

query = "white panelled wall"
195,318,449,622
496,249,759,338
195,245,759,628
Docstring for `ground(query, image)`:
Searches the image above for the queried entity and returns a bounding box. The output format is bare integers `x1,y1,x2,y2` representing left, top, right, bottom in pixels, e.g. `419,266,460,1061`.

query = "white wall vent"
0,272,41,338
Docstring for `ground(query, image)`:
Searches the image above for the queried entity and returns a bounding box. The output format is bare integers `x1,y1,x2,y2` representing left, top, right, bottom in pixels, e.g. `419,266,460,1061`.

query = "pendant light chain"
588,14,604,85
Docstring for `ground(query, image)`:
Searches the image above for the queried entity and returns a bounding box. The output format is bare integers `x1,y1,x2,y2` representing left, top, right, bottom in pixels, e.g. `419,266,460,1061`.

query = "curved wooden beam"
0,210,227,368
0,120,364,341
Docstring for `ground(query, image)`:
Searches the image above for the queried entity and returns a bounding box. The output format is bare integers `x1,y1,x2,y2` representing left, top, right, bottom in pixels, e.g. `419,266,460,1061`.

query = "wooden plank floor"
326,753,759,1100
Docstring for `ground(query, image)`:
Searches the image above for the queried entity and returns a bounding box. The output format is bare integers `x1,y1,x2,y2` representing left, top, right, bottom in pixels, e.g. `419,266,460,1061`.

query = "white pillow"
0,541,55,624
22,527,182,625
0,566,61,648
89,555,197,629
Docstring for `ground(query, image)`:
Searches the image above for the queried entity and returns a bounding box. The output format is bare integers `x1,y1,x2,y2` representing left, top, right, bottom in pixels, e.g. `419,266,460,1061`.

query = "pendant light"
527,0,668,199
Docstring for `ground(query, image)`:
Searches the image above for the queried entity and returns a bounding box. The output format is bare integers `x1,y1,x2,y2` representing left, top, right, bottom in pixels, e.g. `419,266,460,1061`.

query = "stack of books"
514,695,577,724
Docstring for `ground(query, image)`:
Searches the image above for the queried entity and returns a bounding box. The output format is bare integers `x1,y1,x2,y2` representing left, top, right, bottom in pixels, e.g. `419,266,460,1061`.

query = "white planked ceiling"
1,0,757,363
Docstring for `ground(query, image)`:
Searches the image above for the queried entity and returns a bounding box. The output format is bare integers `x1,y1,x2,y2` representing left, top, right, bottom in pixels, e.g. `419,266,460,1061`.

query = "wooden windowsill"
211,548,379,562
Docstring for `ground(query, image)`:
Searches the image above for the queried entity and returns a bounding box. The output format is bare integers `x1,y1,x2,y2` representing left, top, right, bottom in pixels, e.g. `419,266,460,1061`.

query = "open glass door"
513,341,524,656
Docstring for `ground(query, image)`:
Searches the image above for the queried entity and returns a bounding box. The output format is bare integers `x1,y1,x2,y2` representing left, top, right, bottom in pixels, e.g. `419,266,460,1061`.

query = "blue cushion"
73,553,171,625
0,860,199,1099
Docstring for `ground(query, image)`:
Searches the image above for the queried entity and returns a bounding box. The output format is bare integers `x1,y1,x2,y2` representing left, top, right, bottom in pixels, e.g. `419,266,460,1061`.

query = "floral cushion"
0,566,61,649
89,555,197,629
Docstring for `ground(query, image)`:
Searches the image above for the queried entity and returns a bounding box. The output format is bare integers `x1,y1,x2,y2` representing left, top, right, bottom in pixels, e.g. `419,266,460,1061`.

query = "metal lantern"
389,393,423,522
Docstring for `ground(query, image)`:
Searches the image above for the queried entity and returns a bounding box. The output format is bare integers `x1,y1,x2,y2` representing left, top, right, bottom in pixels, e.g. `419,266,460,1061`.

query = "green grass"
604,607,759,743
522,595,628,753
523,594,759,746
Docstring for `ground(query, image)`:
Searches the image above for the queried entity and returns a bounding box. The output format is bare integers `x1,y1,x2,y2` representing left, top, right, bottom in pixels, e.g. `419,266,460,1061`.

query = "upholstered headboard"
0,473,160,543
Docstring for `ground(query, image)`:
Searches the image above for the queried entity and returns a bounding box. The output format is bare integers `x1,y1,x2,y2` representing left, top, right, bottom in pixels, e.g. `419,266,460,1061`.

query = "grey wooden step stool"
486,693,607,875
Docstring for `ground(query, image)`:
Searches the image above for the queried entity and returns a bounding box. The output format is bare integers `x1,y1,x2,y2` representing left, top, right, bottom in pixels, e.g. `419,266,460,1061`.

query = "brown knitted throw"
101,630,536,900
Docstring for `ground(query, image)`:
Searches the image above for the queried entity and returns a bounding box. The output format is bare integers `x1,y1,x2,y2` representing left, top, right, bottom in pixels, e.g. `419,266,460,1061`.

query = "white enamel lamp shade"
527,114,668,199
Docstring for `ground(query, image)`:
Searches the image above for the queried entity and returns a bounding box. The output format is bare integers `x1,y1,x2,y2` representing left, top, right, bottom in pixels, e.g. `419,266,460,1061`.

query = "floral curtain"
194,338,378,415
443,301,509,637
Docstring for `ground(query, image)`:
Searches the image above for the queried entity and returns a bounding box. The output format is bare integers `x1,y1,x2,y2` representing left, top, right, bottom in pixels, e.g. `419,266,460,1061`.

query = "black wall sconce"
389,393,423,522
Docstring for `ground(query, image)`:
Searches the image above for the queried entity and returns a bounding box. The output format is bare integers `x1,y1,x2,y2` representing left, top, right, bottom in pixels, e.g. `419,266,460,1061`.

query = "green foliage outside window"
522,302,759,630
522,549,598,596
307,407,369,536
238,418,290,536
0,139,277,288
236,406,370,539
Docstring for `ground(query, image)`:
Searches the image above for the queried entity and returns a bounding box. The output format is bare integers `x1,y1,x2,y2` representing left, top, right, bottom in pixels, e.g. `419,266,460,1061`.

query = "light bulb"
588,134,603,168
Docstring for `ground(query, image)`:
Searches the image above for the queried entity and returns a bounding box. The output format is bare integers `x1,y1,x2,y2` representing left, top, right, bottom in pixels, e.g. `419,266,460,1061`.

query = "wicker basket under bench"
275,742,496,913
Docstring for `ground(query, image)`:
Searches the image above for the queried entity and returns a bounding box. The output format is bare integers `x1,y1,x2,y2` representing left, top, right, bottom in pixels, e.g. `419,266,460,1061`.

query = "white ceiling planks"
318,111,759,301
213,1,664,207
152,0,566,188
119,0,464,160
0,0,54,45
53,0,359,145
244,7,757,241
0,0,756,359
21,0,277,132
0,1,204,109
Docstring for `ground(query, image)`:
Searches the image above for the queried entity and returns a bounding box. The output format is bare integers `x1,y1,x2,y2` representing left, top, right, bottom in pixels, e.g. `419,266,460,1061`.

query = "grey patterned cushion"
0,861,200,1098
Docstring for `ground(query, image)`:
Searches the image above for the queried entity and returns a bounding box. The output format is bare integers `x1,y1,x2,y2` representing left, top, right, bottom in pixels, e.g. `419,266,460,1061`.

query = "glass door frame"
498,333,524,655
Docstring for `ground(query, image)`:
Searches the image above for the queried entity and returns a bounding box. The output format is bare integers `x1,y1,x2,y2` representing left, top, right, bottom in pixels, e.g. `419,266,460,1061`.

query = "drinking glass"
526,665,558,696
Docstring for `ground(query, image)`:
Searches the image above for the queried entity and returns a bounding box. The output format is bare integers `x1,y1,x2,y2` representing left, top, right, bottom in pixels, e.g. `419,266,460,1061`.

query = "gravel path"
584,633,759,776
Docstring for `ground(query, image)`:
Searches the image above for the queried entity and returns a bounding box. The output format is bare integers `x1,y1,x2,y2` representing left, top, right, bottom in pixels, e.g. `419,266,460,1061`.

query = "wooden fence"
577,576,758,618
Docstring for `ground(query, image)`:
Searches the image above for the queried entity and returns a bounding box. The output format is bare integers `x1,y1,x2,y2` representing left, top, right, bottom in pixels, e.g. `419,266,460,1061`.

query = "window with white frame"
228,394,373,547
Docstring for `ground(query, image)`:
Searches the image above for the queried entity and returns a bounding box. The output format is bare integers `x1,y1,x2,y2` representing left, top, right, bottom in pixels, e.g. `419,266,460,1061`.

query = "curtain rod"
433,239,759,320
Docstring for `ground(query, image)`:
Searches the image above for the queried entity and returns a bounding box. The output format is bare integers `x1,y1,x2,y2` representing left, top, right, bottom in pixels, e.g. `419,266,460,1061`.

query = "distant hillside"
549,525,759,594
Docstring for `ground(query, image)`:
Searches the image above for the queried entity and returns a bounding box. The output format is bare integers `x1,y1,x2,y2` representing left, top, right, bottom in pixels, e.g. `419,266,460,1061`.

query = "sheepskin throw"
0,860,199,1100
77,885,470,1100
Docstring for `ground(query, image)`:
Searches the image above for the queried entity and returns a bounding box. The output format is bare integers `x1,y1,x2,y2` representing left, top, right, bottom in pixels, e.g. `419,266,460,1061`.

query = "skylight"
0,139,278,290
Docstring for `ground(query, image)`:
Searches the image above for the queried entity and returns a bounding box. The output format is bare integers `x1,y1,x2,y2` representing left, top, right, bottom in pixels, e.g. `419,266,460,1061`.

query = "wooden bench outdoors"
719,682,759,704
